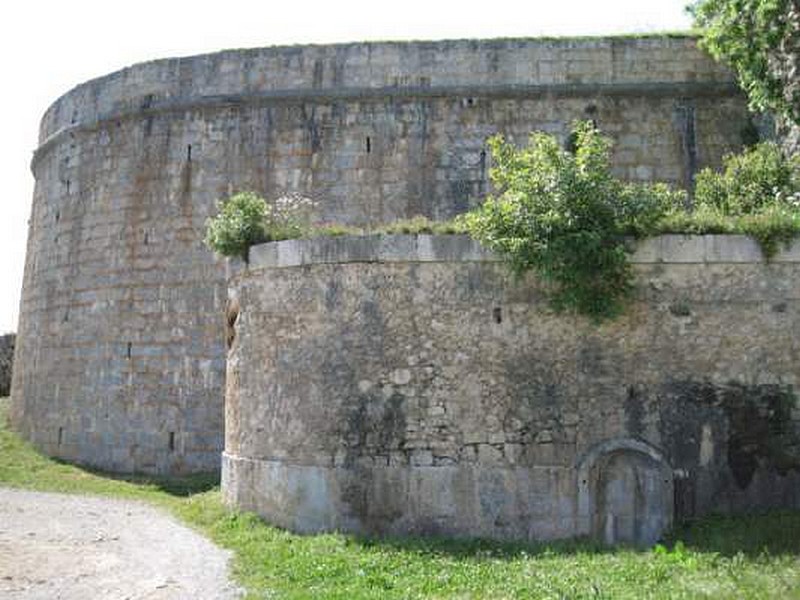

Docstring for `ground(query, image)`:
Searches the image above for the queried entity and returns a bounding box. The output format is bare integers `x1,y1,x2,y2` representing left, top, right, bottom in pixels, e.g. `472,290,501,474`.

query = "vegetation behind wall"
0,334,15,397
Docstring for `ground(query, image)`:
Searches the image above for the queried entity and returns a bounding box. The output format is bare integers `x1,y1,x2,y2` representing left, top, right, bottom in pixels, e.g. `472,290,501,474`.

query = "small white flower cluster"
272,193,316,214
265,193,318,237
774,188,800,209
269,193,316,220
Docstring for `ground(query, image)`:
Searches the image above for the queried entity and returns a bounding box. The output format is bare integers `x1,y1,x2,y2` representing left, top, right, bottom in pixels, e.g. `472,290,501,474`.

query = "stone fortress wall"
13,35,751,474
224,235,800,544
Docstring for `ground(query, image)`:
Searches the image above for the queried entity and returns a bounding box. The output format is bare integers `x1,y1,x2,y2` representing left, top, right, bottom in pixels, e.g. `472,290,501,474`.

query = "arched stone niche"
577,438,674,546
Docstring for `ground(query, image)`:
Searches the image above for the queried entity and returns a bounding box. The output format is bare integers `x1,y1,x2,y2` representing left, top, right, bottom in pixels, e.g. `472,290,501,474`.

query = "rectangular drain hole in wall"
493,307,502,324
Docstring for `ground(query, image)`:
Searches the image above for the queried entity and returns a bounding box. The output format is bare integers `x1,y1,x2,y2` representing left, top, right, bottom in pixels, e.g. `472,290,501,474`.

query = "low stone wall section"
224,234,800,544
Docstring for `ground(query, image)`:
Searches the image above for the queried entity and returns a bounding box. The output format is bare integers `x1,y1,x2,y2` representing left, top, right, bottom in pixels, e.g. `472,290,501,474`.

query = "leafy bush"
205,192,317,259
694,142,800,214
690,142,800,256
463,121,682,320
737,204,800,257
690,0,800,125
204,191,268,259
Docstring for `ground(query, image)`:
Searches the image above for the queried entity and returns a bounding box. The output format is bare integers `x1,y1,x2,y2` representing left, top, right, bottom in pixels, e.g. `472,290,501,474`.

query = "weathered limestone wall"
36,35,747,222
224,235,800,544
0,334,14,397
783,124,800,155
14,36,751,475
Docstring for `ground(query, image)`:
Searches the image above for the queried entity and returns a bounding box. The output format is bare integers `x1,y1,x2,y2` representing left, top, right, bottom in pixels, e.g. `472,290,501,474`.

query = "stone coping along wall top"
244,234,800,270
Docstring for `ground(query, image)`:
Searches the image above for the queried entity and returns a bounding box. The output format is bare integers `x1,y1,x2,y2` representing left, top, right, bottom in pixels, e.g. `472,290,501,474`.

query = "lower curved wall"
223,234,800,543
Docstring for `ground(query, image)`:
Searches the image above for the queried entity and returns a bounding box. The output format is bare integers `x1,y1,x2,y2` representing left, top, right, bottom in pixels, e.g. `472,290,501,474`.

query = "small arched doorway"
577,439,673,546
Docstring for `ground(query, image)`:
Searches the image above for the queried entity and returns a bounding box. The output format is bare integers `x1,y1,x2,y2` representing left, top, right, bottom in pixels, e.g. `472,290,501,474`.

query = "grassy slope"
2,397,800,599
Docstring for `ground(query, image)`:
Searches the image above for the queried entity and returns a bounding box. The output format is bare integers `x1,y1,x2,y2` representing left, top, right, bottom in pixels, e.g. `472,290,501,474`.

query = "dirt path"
0,487,241,599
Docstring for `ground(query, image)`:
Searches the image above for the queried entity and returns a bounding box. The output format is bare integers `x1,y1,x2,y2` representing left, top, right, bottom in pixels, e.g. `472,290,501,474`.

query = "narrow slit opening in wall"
365,136,371,153
493,307,502,324
65,180,70,194
187,144,192,162
126,342,132,359
57,427,63,446
144,232,149,245
168,432,175,452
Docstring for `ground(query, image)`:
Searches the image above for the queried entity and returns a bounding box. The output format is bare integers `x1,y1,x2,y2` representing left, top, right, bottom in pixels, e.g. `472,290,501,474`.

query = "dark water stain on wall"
659,380,800,505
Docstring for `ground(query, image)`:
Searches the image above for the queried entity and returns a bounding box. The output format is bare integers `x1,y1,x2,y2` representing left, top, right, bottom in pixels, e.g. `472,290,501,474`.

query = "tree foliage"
463,122,682,320
690,0,800,125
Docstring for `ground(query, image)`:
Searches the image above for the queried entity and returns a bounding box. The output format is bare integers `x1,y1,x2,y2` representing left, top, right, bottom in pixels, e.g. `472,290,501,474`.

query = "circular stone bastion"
12,35,750,475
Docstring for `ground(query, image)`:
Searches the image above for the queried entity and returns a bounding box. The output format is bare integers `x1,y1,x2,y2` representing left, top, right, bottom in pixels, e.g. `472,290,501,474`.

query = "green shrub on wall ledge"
204,191,268,260
205,191,317,260
694,142,800,215
463,126,800,320
681,141,800,257
205,126,800,320
463,121,683,321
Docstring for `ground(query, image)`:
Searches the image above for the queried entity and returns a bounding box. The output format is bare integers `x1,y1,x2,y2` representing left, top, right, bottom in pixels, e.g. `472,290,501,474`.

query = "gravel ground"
0,487,242,599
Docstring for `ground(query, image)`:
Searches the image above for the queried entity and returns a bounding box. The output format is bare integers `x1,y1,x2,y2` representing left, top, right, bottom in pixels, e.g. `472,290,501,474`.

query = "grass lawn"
2,397,800,599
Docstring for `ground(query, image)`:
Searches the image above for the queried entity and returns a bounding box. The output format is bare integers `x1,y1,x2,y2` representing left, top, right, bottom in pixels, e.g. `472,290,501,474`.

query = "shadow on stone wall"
668,511,800,558
0,334,14,397
318,510,800,559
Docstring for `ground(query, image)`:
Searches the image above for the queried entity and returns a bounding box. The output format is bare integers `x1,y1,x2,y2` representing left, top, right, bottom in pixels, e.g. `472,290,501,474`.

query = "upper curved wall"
32,35,749,226
13,35,751,476
37,35,736,142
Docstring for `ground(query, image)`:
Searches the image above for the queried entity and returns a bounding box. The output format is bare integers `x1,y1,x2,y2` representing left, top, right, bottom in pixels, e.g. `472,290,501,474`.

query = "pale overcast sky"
0,0,693,333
